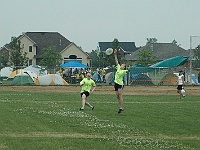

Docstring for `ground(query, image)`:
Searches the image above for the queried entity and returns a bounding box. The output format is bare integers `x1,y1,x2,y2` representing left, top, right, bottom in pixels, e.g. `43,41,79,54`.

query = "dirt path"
0,86,199,96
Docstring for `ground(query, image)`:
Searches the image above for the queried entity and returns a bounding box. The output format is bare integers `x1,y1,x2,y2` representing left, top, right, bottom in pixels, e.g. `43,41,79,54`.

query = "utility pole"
189,36,192,76
189,36,200,75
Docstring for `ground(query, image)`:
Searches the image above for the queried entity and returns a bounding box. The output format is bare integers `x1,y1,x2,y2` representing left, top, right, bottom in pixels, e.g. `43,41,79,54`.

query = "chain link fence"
124,67,199,86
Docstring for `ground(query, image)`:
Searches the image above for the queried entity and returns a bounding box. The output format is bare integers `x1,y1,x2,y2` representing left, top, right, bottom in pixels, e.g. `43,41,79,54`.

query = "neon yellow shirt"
80,78,96,93
114,64,127,85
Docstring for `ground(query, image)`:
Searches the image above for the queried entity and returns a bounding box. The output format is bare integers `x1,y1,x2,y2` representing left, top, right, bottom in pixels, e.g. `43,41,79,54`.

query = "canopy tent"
150,56,189,68
130,56,189,75
130,67,158,74
61,61,88,68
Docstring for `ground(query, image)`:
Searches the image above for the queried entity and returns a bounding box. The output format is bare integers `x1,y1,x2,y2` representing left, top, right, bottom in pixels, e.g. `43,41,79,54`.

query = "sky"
1,0,200,52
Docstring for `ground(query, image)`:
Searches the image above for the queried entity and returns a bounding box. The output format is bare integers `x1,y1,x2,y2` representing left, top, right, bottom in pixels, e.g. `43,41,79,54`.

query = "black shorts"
114,82,124,91
81,91,90,97
177,85,183,90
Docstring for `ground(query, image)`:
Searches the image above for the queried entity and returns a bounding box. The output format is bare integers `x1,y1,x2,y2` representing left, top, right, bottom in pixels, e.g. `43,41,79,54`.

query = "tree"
9,37,28,67
40,46,62,73
193,44,200,68
90,49,104,68
112,38,120,49
136,50,157,66
146,38,158,44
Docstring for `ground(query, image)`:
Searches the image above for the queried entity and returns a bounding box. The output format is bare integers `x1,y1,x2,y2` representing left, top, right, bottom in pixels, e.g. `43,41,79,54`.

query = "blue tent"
61,61,88,68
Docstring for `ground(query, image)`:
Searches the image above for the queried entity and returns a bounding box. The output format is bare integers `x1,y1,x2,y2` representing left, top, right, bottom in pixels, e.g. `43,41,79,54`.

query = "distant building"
98,42,139,57
125,43,190,64
1,32,91,67
0,45,10,66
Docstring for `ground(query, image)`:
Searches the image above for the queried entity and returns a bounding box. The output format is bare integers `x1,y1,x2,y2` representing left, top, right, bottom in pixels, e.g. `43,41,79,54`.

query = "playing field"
0,86,199,150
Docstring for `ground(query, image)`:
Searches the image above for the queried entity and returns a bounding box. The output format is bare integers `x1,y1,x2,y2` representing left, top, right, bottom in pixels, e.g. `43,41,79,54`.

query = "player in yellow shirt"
80,73,96,110
114,49,130,113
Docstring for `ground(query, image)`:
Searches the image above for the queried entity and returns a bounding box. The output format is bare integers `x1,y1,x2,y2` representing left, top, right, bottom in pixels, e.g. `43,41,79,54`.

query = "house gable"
19,35,36,59
61,43,90,65
0,46,9,54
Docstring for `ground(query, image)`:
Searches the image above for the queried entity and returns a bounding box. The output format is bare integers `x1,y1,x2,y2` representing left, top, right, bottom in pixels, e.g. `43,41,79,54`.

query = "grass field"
0,91,200,150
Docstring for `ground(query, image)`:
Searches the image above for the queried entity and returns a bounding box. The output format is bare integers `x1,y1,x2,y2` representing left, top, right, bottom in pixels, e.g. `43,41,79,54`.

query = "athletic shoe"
91,106,94,110
118,108,124,113
181,94,185,100
80,108,84,111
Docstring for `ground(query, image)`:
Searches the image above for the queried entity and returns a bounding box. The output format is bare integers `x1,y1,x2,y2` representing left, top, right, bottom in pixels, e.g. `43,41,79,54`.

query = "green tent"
11,75,35,86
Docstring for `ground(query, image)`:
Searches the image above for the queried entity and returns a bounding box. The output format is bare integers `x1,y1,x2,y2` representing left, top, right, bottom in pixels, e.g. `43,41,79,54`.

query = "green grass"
0,91,200,150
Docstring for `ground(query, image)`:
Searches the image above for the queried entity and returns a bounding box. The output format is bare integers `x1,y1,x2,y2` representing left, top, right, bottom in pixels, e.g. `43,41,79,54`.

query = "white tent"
7,65,47,80
0,67,13,78
34,74,69,85
24,65,47,76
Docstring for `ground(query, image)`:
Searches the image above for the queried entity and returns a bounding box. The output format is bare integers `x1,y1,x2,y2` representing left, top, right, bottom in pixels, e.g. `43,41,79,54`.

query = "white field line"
0,132,199,141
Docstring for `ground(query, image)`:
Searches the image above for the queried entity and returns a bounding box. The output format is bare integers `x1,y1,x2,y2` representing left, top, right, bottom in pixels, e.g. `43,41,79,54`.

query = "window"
29,59,32,66
69,55,77,59
29,46,32,52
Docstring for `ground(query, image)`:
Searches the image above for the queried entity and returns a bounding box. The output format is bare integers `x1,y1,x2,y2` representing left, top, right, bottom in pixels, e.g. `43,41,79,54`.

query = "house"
14,32,91,66
0,45,9,56
98,42,138,57
0,45,10,66
125,43,190,65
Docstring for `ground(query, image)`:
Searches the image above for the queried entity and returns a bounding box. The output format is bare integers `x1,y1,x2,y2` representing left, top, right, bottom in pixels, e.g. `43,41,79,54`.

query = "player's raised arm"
114,49,118,65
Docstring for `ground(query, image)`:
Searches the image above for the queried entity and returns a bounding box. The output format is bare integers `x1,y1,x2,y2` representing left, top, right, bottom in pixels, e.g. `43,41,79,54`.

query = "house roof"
1,44,10,50
22,32,72,58
98,42,138,52
125,43,190,61
0,45,9,51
